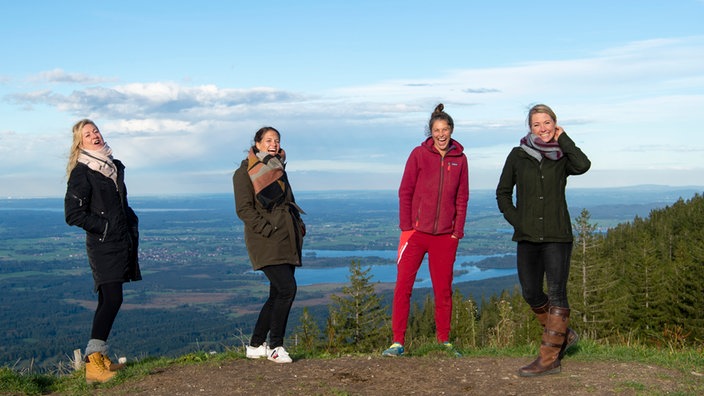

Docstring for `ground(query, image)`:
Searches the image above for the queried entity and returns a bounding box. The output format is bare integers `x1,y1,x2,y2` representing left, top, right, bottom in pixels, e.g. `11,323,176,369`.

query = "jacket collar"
421,137,464,156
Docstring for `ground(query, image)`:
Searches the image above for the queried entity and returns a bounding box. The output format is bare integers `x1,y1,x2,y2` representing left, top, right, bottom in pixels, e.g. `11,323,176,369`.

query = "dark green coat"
233,160,305,270
496,133,591,243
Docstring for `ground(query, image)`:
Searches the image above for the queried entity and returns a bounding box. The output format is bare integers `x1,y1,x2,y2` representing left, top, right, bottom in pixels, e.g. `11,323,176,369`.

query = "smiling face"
530,112,557,143
80,123,105,150
431,119,453,154
255,130,281,155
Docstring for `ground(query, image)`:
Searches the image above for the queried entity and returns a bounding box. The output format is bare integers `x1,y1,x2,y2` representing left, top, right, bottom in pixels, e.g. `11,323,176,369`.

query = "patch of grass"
0,367,57,396
569,340,704,373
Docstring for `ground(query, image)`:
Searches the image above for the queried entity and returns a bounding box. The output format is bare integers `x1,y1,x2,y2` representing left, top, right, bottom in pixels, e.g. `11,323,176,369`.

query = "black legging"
516,241,573,308
91,282,123,341
250,264,297,348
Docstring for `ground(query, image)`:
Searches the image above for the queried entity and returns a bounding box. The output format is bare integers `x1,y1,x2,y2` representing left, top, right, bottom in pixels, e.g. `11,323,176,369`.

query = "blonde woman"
64,119,141,383
496,104,590,376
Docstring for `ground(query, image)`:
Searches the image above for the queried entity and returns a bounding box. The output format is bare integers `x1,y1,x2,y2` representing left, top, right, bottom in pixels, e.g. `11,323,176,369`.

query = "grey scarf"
520,133,563,161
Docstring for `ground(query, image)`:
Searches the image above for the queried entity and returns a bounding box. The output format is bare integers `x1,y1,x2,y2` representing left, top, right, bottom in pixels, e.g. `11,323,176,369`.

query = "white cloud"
2,36,704,197
29,68,117,84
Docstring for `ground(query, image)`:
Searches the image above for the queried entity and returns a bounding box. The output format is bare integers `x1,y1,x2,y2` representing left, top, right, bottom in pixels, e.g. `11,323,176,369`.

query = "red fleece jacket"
398,137,469,239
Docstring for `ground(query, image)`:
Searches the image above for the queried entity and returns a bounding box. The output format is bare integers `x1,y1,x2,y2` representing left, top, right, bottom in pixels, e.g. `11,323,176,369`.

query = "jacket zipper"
434,156,446,234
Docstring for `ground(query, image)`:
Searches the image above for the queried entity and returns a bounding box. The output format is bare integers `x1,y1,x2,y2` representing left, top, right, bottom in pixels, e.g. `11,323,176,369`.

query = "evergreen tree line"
294,194,704,353
569,193,704,346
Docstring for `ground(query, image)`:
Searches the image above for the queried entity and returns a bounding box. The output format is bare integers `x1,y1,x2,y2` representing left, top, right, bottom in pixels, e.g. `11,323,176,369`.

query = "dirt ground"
89,354,703,396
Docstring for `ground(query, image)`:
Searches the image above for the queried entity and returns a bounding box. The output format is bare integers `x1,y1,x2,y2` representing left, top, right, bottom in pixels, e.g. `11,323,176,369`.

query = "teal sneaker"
382,342,404,357
443,342,462,357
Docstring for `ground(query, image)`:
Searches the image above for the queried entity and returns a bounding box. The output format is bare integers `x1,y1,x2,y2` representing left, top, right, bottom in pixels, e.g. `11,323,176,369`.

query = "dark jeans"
516,241,573,309
91,282,123,341
251,264,297,348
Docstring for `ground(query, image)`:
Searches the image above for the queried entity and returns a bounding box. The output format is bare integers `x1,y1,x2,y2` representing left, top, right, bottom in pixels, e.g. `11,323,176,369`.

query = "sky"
1,1,703,198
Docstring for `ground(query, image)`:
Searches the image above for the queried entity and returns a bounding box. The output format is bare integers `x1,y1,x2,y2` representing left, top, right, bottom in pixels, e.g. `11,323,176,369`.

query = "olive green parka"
233,159,305,270
496,133,591,243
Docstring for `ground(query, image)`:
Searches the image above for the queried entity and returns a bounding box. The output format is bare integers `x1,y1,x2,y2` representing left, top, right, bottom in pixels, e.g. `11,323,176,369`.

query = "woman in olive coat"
233,126,305,364
496,104,590,377
64,119,141,383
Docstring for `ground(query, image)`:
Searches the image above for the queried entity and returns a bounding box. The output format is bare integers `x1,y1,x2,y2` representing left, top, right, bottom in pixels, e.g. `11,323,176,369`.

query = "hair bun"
434,103,444,114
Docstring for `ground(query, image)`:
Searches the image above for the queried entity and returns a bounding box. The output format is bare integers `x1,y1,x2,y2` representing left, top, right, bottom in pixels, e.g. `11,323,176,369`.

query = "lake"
296,249,516,287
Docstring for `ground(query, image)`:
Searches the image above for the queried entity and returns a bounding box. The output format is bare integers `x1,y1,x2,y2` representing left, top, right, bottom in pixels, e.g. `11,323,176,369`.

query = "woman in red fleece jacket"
382,104,469,357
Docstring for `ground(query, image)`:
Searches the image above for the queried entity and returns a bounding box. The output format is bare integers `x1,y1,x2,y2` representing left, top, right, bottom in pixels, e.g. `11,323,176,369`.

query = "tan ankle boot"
519,306,570,377
101,354,125,371
85,352,117,384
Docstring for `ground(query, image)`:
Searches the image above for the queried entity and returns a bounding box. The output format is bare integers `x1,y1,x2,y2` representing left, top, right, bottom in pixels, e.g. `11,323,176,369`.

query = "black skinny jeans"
516,241,573,309
91,281,123,341
251,264,297,348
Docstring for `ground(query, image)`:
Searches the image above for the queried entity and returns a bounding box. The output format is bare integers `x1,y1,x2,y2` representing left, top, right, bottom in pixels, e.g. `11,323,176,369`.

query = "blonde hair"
527,104,557,128
66,119,97,177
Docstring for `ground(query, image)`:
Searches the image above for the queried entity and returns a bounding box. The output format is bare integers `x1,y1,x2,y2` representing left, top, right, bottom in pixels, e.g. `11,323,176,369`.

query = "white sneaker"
245,342,267,359
267,346,292,363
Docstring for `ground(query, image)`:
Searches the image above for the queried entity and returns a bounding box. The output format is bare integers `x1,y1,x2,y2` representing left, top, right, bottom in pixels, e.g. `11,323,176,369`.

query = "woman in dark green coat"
233,126,305,364
496,104,590,377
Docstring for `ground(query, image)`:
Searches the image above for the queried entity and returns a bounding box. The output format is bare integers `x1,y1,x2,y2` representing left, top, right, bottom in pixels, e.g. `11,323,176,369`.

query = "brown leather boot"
531,302,578,359
531,301,550,327
519,306,570,377
560,325,579,359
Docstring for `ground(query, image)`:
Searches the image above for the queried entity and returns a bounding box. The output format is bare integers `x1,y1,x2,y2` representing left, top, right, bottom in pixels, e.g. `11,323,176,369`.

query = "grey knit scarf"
520,133,563,161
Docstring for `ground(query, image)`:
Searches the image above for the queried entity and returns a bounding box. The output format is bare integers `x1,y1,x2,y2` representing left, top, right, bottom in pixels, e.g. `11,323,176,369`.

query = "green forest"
568,193,704,345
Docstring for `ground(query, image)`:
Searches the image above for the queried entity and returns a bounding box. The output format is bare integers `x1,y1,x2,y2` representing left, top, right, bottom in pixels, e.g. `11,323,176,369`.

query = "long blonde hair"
66,119,97,178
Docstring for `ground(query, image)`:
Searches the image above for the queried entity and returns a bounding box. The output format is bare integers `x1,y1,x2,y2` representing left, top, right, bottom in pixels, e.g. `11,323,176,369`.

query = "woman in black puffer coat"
64,119,141,383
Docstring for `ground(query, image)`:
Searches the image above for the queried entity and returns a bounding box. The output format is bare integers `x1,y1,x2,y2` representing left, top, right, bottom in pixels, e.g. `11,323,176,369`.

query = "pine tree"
328,260,389,352
294,307,321,352
407,293,435,344
570,208,598,323
509,286,536,346
487,290,516,348
450,289,478,348
567,208,620,340
477,295,500,347
324,311,338,352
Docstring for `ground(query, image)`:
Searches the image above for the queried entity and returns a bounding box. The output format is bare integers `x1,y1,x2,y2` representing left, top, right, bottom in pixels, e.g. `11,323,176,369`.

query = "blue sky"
1,1,703,198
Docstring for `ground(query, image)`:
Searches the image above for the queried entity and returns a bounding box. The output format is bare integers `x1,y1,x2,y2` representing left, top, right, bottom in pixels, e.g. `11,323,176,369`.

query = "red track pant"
391,231,459,345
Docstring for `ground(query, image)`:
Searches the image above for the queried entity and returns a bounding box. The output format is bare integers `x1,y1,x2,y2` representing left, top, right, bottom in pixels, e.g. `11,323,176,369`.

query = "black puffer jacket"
65,161,141,291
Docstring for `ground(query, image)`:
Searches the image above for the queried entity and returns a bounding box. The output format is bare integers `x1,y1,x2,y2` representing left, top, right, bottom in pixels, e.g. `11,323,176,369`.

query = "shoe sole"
86,376,116,384
518,366,561,377
268,358,292,363
108,363,125,371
